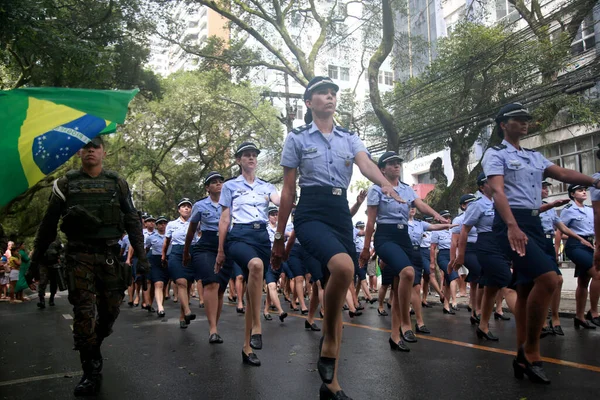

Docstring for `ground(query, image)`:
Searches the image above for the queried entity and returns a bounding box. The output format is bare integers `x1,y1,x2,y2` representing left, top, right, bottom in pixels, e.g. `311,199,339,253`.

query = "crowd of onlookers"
0,240,32,303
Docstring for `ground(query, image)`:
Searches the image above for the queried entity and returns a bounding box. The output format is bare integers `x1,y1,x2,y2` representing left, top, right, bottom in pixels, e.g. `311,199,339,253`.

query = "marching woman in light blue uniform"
182,171,233,344
271,77,404,400
146,216,167,317
592,146,600,311
216,142,280,367
361,151,449,351
430,211,459,314
560,184,600,329
162,198,195,329
483,103,600,384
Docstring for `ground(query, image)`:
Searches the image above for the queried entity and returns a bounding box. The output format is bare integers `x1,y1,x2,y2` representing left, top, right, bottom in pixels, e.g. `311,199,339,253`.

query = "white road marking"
62,314,73,320
0,371,83,387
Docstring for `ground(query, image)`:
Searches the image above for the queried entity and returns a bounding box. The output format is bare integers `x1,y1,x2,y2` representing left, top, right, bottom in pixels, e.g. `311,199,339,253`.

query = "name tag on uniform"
508,159,521,167
303,147,318,154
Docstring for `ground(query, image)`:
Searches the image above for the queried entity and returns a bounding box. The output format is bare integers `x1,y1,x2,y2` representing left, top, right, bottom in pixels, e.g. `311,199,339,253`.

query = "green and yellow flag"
0,87,138,207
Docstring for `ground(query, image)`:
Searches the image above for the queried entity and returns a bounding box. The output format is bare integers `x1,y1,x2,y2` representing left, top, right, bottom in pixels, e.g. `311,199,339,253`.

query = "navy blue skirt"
294,187,355,285
475,232,513,288
565,237,594,277
420,247,431,276
493,209,557,286
408,245,423,286
191,231,232,290
288,244,307,278
150,254,169,284
464,243,482,284
542,236,562,276
225,224,270,282
436,249,458,285
374,224,414,278
168,245,195,281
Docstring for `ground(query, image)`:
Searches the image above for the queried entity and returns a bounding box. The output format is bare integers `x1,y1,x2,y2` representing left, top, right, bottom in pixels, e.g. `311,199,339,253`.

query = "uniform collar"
502,139,524,154
308,121,343,137
235,174,260,187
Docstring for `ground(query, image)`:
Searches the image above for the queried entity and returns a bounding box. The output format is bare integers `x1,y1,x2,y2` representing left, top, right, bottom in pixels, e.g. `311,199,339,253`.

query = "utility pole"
262,73,302,132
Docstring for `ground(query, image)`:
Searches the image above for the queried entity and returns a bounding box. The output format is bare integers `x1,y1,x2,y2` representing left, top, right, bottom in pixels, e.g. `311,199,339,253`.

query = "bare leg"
176,278,190,321
204,282,219,335
345,288,357,313
449,280,458,308
360,280,373,301
308,282,320,324
523,272,559,362
267,282,285,315
197,280,204,306
294,276,307,311
576,274,592,320
399,268,415,333
479,286,499,333
390,277,402,342
369,275,378,293
378,284,388,312
236,276,245,310
588,272,600,318
154,282,165,312
243,258,263,355
412,284,425,327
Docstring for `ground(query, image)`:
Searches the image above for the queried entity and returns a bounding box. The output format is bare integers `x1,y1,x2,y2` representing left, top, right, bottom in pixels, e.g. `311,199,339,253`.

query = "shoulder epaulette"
399,180,409,186
335,126,355,135
523,148,536,152
491,144,507,151
564,203,573,209
224,176,237,182
291,124,310,134
198,196,208,201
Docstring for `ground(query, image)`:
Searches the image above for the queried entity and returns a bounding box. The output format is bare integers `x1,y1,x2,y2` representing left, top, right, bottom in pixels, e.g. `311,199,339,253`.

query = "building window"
295,105,303,120
328,65,339,80
415,172,436,185
495,0,518,23
188,20,198,28
540,134,600,194
571,15,596,55
340,67,350,81
384,71,393,85
378,71,383,84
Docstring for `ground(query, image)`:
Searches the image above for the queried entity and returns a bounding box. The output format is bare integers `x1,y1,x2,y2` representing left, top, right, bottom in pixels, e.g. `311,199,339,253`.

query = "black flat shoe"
451,305,459,311
318,337,336,383
443,308,455,315
421,302,432,308
476,327,499,341
409,309,415,316
342,305,349,311
179,321,187,329
415,324,430,334
209,333,223,344
250,334,262,350
227,296,235,303
305,320,321,331
356,305,364,311
388,337,410,352
157,310,165,318
242,350,261,366
402,330,417,343
134,302,139,307
470,314,480,325
236,307,245,314
386,302,392,309
550,320,563,336
128,301,134,307
513,348,551,384
467,305,472,312
540,325,553,338
367,298,377,304
279,312,288,322
319,383,352,400
301,309,309,315
199,303,205,309
494,312,511,321
377,309,388,316
349,310,362,318
574,317,596,329
263,313,273,321
184,313,196,325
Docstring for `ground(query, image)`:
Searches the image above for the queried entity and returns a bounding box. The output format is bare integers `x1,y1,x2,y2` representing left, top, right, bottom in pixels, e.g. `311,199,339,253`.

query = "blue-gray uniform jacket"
451,213,478,243
219,175,276,224
145,231,165,256
420,231,432,248
482,139,553,209
366,182,418,224
408,220,430,246
190,197,222,231
539,203,560,235
591,172,600,202
431,230,452,250
560,202,594,236
166,218,190,246
280,122,368,188
462,196,494,233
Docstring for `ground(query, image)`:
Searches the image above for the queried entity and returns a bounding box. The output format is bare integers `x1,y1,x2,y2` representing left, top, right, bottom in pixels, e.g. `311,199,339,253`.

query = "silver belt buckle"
253,223,260,229
413,246,419,250
332,188,342,196
397,224,404,230
216,231,219,236
545,234,552,239
531,210,539,217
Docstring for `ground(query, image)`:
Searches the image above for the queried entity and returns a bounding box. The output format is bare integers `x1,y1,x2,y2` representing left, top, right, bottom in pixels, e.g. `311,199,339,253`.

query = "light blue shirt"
165,217,190,246
462,196,495,234
560,202,594,236
120,235,130,256
482,139,554,209
431,229,452,250
366,183,418,224
280,122,368,189
219,175,277,224
190,197,222,232
353,228,368,253
145,231,165,256
540,203,560,234
420,231,432,248
408,220,430,247
451,213,478,243
591,172,600,202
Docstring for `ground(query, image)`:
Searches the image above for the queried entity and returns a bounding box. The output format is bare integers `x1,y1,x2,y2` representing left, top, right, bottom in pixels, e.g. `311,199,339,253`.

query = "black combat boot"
91,345,103,375
49,294,55,306
36,296,45,309
74,350,99,396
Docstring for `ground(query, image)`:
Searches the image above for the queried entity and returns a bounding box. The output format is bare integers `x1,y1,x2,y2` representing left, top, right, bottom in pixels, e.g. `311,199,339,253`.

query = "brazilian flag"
0,87,139,207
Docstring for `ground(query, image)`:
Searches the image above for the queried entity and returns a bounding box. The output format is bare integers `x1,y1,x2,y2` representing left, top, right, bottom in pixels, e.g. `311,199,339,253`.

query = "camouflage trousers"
66,250,131,351
38,265,58,298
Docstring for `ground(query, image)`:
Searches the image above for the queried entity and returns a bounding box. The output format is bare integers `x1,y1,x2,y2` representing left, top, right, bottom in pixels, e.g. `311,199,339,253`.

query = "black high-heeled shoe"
470,314,480,325
319,383,352,400
574,317,596,329
585,310,600,327
263,313,273,321
367,298,377,304
467,305,472,312
388,337,410,352
421,302,432,308
301,309,309,315
349,310,362,318
377,308,388,316
415,324,430,334
157,310,165,318
402,330,417,343
318,337,336,384
279,312,288,322
513,348,550,384
494,312,510,321
242,350,261,366
236,307,245,314
184,313,196,325
250,334,262,350
476,327,498,341
549,320,564,336
443,307,455,315
305,320,321,331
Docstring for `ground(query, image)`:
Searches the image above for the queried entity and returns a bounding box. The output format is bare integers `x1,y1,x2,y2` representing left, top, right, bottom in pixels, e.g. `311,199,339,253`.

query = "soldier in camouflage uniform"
27,136,149,397
36,238,63,309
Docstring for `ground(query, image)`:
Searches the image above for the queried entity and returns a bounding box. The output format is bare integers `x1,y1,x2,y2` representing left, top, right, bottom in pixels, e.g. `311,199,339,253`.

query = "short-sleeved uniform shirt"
560,202,594,236
121,235,130,257
219,176,276,224
145,231,165,256
166,218,190,246
431,230,452,250
451,213,478,243
366,183,418,224
539,203,560,234
462,196,495,234
591,173,600,202
353,229,370,253
190,197,222,232
280,122,368,189
408,220,430,247
482,140,554,209
420,231,432,248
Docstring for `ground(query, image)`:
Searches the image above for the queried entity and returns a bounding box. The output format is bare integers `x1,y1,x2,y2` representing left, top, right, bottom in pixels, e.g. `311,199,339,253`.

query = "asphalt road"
1,292,599,400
